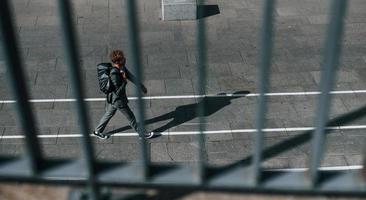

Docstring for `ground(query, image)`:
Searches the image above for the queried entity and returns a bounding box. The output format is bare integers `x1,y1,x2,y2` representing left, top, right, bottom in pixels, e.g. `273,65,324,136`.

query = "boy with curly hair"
93,50,154,139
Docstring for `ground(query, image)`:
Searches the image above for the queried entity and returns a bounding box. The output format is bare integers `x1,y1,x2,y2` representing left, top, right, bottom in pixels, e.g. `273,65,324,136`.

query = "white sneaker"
144,132,154,139
93,131,110,139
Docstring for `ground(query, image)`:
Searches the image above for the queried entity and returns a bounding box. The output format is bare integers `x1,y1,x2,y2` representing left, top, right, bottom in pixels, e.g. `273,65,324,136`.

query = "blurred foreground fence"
0,0,366,199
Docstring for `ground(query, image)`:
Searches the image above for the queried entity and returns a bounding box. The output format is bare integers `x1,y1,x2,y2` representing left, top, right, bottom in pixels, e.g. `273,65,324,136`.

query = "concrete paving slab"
205,132,233,142
19,125,60,140
29,85,68,99
35,15,60,26
145,68,182,80
340,129,366,137
0,127,5,144
229,62,256,77
218,76,255,92
110,135,141,145
329,98,350,118
32,101,56,110
14,15,38,27
231,130,252,140
42,144,82,159
24,59,57,71
165,79,194,95
191,77,222,94
34,110,71,127
263,157,290,168
343,138,366,155
288,155,308,168
95,143,140,161
0,144,25,156
344,154,363,166
151,142,173,162
35,71,69,86
321,155,348,167
166,142,199,162
150,97,197,109
0,113,17,127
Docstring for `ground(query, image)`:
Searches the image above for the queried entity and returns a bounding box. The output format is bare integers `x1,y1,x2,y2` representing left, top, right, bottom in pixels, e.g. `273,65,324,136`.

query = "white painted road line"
1,89,366,104
2,125,366,139
270,165,363,172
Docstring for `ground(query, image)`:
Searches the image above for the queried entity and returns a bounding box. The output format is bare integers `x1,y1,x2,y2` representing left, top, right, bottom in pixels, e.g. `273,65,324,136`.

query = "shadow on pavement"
109,90,250,136
107,95,366,199
197,5,220,19
208,104,366,179
146,105,366,200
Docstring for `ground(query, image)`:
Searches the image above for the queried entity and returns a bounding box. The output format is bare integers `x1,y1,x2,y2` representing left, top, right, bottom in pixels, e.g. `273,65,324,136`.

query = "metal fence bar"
57,1,100,199
0,0,44,175
253,0,276,185
364,149,366,180
125,0,150,180
196,0,208,184
310,0,347,186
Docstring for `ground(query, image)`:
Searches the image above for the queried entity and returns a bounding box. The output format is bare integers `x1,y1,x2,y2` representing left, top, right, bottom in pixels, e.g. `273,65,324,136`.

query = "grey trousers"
94,103,146,136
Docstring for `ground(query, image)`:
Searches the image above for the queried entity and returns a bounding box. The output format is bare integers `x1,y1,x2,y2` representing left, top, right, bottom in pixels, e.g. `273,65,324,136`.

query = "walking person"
93,50,154,139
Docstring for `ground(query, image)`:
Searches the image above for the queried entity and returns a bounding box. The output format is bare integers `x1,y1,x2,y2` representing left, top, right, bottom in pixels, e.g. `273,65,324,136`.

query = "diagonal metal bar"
253,0,276,185
310,0,347,186
125,0,150,181
0,0,44,175
196,0,208,184
57,1,100,199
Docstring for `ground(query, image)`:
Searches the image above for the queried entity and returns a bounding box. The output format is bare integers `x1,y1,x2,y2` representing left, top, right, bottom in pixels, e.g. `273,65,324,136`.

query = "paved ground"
2,183,364,200
0,0,366,169
2,184,366,200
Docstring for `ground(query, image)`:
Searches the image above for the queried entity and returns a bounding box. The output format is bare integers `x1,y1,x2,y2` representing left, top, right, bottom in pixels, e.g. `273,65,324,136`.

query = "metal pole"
57,1,99,199
0,0,44,175
310,0,347,186
125,0,150,181
196,0,208,184
253,0,276,185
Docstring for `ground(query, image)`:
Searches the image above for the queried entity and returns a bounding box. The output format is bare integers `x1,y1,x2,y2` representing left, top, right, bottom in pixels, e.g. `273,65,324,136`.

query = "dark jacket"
107,65,144,107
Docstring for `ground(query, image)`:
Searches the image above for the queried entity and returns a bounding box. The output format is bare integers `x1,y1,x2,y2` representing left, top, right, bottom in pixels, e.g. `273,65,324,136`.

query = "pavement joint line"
2,125,366,139
1,90,366,104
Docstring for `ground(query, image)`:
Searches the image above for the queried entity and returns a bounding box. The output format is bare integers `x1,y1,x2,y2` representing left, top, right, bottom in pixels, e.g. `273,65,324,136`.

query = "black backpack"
97,63,114,94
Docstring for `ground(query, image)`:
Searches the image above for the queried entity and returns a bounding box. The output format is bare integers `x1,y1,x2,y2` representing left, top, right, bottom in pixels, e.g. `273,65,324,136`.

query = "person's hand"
141,85,147,94
121,71,127,79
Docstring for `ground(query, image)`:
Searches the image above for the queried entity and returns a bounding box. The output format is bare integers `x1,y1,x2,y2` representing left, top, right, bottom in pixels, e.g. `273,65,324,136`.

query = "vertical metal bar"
363,147,366,182
310,0,347,186
125,0,150,180
57,1,99,199
0,0,44,175
196,0,208,184
253,0,276,185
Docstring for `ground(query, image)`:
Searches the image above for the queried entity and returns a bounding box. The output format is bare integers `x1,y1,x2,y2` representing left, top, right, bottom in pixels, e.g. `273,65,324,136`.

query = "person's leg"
94,103,117,134
117,105,146,137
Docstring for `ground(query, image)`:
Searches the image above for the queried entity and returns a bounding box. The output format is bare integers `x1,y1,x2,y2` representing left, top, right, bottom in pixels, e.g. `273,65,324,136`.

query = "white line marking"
2,125,366,139
338,125,366,129
1,90,366,104
270,165,363,172
3,127,364,171
1,134,363,172
1,135,24,139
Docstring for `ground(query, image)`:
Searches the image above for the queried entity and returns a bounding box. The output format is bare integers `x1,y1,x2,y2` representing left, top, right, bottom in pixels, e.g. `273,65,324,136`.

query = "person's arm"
110,68,127,96
124,66,147,94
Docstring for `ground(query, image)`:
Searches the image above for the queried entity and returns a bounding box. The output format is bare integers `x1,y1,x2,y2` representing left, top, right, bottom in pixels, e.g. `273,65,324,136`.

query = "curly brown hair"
110,50,126,65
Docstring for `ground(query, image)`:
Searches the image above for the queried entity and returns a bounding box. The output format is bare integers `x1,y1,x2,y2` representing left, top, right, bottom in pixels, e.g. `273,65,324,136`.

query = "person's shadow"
108,91,250,137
